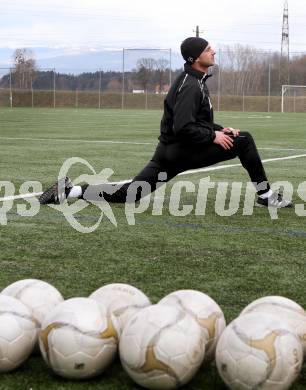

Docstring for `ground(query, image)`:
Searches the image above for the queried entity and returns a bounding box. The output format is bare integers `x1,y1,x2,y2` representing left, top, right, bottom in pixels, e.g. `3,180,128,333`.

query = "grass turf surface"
0,108,306,389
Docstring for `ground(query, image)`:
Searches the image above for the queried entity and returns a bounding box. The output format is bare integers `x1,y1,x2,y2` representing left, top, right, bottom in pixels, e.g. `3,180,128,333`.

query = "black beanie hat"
181,37,209,64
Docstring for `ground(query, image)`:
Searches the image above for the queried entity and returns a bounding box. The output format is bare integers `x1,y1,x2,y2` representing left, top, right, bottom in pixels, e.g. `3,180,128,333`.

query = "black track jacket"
159,63,223,145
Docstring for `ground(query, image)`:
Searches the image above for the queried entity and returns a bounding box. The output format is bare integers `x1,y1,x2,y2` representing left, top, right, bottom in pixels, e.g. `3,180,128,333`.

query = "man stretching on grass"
40,37,292,208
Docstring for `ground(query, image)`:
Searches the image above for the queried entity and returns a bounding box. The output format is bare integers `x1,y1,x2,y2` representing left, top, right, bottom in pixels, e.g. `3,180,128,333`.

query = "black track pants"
82,131,269,203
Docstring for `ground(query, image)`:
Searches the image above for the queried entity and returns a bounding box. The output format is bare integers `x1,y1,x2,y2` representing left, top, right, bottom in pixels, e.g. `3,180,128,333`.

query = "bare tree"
220,44,266,96
12,48,37,89
155,58,169,93
135,58,156,91
289,55,306,85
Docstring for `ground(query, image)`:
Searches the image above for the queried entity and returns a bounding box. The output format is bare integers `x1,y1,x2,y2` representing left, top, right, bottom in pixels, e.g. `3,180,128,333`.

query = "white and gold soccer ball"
158,289,226,360
0,295,37,372
39,297,117,379
119,304,205,389
216,312,303,390
1,279,64,328
89,283,151,336
240,295,306,354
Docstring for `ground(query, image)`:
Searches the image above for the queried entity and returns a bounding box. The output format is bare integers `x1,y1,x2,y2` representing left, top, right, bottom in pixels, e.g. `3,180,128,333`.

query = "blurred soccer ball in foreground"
216,312,303,390
158,289,225,360
240,295,306,354
1,279,64,328
39,297,117,379
119,304,205,389
89,283,151,336
0,295,37,372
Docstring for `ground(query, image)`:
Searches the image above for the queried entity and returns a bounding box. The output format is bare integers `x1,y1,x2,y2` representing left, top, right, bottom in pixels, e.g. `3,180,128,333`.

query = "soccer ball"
89,283,151,336
158,289,225,360
216,312,303,390
1,279,64,327
240,295,306,354
39,297,117,379
119,304,205,389
0,295,37,372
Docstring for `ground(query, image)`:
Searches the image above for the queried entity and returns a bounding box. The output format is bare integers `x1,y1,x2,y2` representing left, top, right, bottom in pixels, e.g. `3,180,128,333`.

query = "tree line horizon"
1,47,306,97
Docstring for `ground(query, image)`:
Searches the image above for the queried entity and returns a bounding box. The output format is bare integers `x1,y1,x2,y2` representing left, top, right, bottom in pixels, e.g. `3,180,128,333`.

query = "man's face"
196,45,216,67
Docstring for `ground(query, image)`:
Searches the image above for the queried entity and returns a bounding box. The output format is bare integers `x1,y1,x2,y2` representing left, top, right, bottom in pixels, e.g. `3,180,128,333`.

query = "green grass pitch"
0,107,306,389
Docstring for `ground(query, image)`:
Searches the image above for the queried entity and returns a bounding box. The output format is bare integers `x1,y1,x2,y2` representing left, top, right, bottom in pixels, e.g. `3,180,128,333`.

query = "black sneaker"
256,191,293,208
39,177,73,205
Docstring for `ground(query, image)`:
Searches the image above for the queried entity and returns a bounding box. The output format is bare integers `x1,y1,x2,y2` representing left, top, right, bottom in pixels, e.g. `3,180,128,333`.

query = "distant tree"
135,58,156,91
12,48,37,89
155,58,169,93
107,78,122,92
289,55,306,85
220,44,266,96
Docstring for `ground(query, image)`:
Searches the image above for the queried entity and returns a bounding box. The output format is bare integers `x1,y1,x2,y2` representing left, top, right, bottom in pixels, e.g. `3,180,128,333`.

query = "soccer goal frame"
281,84,306,113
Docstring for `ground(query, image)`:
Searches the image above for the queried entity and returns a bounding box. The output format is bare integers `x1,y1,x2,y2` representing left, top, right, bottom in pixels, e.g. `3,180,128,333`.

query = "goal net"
281,85,306,113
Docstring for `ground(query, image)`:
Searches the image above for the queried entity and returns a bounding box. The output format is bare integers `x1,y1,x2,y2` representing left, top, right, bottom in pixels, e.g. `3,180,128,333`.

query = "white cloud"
0,0,305,53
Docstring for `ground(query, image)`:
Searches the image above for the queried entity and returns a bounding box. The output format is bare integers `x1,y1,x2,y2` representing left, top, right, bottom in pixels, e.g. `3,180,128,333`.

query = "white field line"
0,136,152,146
178,153,306,175
1,152,306,202
216,115,272,119
1,136,306,152
259,147,306,151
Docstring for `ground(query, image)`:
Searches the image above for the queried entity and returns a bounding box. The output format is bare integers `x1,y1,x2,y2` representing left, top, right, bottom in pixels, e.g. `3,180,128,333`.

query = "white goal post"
281,84,306,113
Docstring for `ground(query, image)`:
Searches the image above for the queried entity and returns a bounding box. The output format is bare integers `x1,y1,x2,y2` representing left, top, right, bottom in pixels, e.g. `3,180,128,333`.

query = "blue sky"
1,0,306,56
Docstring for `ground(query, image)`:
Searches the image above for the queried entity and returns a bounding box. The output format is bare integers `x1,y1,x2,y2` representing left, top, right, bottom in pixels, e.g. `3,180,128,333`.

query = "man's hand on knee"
213,131,234,150
222,127,240,137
